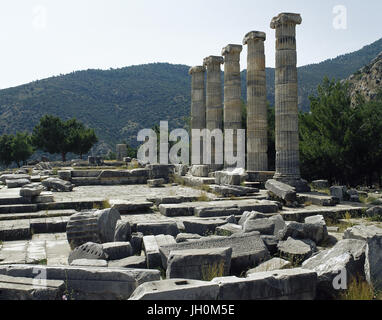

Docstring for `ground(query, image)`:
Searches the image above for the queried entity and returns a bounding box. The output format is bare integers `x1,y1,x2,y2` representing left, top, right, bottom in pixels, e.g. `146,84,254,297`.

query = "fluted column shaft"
243,31,268,171
271,13,302,182
222,44,242,168
204,56,224,167
189,66,206,163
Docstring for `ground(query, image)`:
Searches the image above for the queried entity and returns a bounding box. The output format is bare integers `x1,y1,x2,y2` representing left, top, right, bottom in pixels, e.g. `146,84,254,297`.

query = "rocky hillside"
348,51,382,105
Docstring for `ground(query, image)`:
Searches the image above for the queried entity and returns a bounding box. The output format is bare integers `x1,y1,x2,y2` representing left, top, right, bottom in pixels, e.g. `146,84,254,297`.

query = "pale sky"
0,0,381,89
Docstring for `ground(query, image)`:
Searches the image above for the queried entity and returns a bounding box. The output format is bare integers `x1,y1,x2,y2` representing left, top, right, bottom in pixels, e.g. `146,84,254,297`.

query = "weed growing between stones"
37,259,47,265
196,192,209,202
201,261,225,281
169,174,185,186
157,267,166,279
93,200,111,210
62,272,75,301
340,277,378,300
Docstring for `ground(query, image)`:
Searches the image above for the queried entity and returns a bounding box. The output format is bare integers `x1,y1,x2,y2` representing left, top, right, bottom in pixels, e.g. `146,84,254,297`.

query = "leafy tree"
12,132,34,167
0,134,15,167
32,115,97,162
71,126,98,159
299,77,382,186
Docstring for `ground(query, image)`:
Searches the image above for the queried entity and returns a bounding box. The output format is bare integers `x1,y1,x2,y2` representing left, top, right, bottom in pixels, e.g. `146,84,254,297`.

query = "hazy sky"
0,0,381,89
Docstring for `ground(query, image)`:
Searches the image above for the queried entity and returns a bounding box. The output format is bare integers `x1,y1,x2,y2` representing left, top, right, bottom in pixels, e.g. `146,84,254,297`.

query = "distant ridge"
0,38,381,154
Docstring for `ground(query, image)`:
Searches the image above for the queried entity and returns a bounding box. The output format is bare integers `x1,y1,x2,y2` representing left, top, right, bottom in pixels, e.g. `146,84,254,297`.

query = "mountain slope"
0,38,381,154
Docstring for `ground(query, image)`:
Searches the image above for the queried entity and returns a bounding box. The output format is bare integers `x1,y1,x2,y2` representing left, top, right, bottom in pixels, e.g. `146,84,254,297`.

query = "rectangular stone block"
212,268,317,300
129,278,220,300
166,247,232,280
0,274,64,300
159,232,270,274
0,264,160,300
183,219,226,236
159,204,194,217
137,222,179,237
143,235,176,269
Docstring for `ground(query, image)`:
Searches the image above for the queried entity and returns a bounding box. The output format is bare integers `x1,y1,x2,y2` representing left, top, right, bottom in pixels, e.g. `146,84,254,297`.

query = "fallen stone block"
0,174,30,183
215,223,242,236
147,178,165,188
19,183,44,198
278,237,317,264
190,165,209,177
246,257,292,275
298,192,339,206
143,235,176,269
30,175,41,183
137,221,179,237
0,274,64,300
131,232,143,255
110,200,153,214
0,264,160,300
265,179,297,203
366,206,382,218
212,268,317,300
209,185,258,197
34,192,54,204
304,215,329,243
159,203,194,217
129,278,220,300
243,214,286,237
6,179,30,188
147,195,198,207
166,247,232,280
147,164,173,182
68,242,108,264
183,219,226,236
58,170,72,181
174,164,189,176
302,239,367,299
175,233,202,243
159,232,270,274
260,235,279,255
42,178,74,192
365,234,382,291
194,205,241,218
243,218,275,235
108,256,147,269
330,186,348,201
114,220,132,242
280,221,327,245
102,242,133,260
343,224,382,241
215,171,241,186
70,259,108,267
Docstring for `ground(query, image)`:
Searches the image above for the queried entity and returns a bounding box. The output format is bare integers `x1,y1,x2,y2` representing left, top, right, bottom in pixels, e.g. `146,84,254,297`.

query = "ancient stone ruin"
0,12,382,301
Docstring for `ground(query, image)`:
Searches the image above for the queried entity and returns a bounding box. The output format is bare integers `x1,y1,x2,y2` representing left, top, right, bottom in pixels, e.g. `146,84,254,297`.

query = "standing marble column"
189,66,206,164
243,31,268,172
203,56,224,168
270,12,309,191
221,44,243,168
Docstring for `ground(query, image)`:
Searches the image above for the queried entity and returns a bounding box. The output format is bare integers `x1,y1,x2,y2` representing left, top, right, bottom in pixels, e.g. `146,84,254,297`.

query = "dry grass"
201,261,225,281
169,174,186,186
340,278,376,300
93,200,111,210
197,191,209,202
